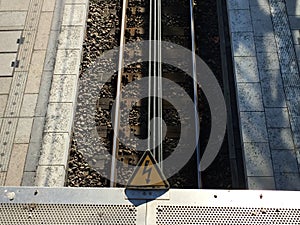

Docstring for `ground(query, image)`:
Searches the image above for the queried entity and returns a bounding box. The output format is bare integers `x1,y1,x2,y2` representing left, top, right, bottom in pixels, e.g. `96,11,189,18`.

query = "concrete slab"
24,142,41,172
36,166,66,187
272,150,299,173
268,128,295,150
244,142,273,176
0,12,27,29
62,5,87,26
240,112,268,142
292,30,300,45
250,5,273,36
34,12,54,50
233,57,260,82
285,0,300,16
256,52,280,71
265,108,290,128
237,83,264,111
247,176,275,190
42,0,56,12
14,118,33,144
20,94,38,117
5,144,28,186
39,133,70,166
227,0,249,10
44,103,73,134
21,172,36,186
0,95,8,117
275,172,300,191
0,53,17,76
231,32,256,56
254,35,277,53
0,78,12,94
0,31,21,53
289,16,300,30
0,172,6,186
58,26,85,50
0,0,30,11
25,51,46,93
290,117,300,148
249,0,269,7
54,50,81,74
49,75,78,103
260,70,286,107
228,10,253,32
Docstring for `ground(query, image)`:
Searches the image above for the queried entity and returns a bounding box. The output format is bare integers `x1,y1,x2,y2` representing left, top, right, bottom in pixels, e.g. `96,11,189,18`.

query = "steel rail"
110,0,128,187
189,0,202,188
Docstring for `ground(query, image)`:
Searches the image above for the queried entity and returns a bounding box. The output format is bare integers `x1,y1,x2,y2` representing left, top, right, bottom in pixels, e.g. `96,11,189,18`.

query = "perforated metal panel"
156,206,300,224
0,204,136,225
1,188,300,225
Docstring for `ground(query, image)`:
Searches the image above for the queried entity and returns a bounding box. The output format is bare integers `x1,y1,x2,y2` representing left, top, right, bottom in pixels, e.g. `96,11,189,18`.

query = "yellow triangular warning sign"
127,150,170,189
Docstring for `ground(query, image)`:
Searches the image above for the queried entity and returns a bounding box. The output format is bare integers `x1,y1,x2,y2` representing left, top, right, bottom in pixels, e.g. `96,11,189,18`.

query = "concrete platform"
227,0,300,190
0,0,88,187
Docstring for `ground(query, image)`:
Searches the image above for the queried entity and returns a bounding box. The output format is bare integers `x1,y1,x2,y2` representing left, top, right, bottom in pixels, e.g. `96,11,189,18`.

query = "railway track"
68,0,245,189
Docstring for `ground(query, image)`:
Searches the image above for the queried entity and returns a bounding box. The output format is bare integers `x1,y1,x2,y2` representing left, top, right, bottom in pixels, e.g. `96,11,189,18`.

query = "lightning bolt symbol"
142,160,152,184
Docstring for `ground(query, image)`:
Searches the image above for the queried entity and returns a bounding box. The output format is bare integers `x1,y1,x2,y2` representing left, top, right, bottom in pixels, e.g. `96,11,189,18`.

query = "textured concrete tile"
44,103,73,133
227,0,249,10
281,72,300,86
36,165,66,187
234,57,260,82
58,26,85,50
244,142,273,176
257,52,280,71
265,108,290,128
285,86,300,101
49,75,78,103
260,70,286,107
14,118,34,144
62,5,87,26
39,133,70,166
0,95,8,117
289,16,300,29
275,172,300,190
24,142,41,172
229,10,253,32
20,94,38,117
25,51,46,93
292,30,300,45
0,77,12,94
240,112,268,142
290,117,300,148
287,99,300,117
0,53,17,76
0,12,27,29
34,12,53,50
268,128,295,150
0,0,30,11
254,35,277,53
250,5,273,35
237,83,264,111
5,144,28,186
231,32,256,56
0,172,6,185
22,172,36,186
247,176,275,190
54,50,81,74
0,119,3,131
286,1,300,16
272,150,299,173
0,31,22,52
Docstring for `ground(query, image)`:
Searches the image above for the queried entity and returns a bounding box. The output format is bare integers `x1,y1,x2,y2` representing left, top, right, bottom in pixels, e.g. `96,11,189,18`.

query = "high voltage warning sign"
127,150,170,189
